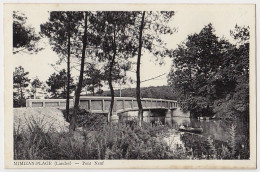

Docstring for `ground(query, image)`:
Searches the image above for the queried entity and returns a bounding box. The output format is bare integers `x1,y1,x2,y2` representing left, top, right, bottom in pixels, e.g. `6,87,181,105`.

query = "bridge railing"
26,96,178,113
26,99,74,109
76,96,177,113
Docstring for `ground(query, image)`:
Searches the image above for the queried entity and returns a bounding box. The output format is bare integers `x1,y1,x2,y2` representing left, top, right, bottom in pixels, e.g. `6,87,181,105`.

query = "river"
143,115,249,158
119,112,249,159
145,116,248,141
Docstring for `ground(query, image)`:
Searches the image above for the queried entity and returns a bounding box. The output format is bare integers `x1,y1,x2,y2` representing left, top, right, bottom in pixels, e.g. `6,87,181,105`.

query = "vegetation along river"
120,113,249,159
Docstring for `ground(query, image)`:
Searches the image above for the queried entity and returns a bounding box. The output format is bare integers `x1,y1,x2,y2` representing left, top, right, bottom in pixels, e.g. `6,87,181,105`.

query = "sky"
13,5,253,90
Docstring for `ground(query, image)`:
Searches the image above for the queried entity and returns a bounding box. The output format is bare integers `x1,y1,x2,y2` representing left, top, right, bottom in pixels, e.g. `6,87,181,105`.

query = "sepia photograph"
4,3,256,169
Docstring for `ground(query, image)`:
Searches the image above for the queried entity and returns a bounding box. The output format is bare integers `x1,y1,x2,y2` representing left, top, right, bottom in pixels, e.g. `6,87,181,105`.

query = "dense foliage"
31,77,42,99
83,63,104,96
13,66,31,107
46,69,76,98
61,108,107,129
14,118,172,160
13,11,42,54
168,24,249,120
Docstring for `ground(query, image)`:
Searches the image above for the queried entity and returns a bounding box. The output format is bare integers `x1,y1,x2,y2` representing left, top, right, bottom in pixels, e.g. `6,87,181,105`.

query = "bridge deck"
26,96,177,113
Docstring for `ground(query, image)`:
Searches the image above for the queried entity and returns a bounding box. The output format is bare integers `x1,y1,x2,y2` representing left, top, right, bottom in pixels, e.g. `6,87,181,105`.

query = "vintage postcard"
4,3,256,169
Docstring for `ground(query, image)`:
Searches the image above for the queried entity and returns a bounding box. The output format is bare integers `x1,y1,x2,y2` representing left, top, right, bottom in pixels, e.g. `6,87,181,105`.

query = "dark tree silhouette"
70,12,88,131
13,11,42,54
46,69,75,99
135,11,175,126
13,66,30,107
168,24,250,119
31,77,42,99
83,63,104,96
91,12,137,122
41,11,84,124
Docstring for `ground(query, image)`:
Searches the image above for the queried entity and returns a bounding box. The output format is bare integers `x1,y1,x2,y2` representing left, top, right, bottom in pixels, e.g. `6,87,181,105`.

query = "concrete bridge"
26,96,191,122
80,96,177,114
26,96,178,113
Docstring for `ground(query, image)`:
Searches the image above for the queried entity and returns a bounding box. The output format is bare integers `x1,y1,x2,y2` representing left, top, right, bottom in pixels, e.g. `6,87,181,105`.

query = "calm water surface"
143,116,249,150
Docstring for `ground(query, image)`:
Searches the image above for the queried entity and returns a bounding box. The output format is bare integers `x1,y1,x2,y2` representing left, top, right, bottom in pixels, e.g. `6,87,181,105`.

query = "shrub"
14,119,175,160
13,98,26,107
62,108,107,131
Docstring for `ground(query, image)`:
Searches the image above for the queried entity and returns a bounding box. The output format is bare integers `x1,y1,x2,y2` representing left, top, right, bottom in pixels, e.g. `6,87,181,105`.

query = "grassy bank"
14,111,249,160
14,119,177,160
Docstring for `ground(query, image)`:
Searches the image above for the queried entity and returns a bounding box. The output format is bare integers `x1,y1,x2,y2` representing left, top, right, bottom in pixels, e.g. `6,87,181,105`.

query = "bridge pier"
116,109,174,124
111,112,119,122
165,109,173,118
172,107,190,118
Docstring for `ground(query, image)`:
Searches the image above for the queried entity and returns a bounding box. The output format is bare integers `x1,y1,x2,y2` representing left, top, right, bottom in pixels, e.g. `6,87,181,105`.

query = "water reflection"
143,116,247,142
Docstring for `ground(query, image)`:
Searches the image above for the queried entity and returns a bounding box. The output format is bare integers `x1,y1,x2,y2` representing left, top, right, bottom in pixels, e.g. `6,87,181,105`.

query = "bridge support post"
102,99,105,111
165,109,173,118
110,112,119,122
89,100,92,111
165,109,173,127
142,110,149,123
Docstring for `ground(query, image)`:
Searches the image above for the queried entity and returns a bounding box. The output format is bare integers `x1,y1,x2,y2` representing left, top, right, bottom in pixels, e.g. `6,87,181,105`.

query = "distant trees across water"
97,86,177,100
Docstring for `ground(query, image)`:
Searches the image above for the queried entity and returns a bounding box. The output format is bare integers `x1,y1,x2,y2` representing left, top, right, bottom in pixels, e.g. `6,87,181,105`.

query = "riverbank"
14,113,249,160
14,119,177,160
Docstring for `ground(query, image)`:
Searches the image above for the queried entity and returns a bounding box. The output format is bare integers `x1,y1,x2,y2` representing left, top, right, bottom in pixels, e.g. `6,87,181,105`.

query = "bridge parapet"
26,96,178,113
26,99,74,109
78,96,177,113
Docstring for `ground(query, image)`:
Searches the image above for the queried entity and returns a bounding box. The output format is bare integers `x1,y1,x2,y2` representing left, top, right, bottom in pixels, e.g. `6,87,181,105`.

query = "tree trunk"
98,83,101,95
19,84,23,107
63,86,66,98
70,12,88,132
92,81,95,96
107,74,114,123
107,28,116,123
17,87,20,102
119,84,122,97
136,11,145,127
66,23,71,121
34,88,36,99
19,84,23,99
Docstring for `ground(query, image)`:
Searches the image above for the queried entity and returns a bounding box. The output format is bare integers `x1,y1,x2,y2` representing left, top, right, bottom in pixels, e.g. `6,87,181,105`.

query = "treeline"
13,66,43,107
100,86,177,100
13,66,177,106
13,67,75,107
13,63,109,107
168,24,249,120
